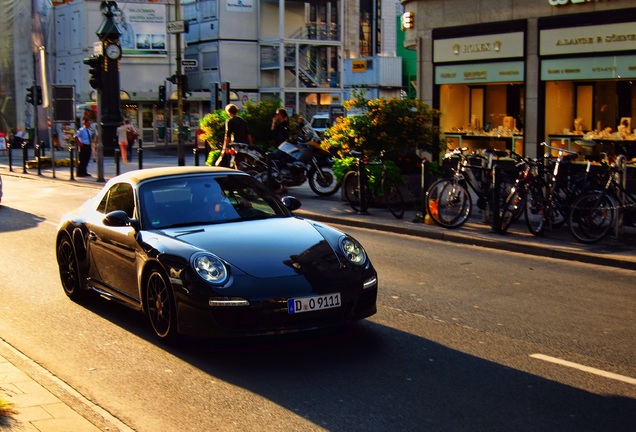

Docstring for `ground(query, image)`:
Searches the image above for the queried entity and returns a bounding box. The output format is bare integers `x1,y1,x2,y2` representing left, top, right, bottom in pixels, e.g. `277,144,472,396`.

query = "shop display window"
440,83,524,154
544,80,636,159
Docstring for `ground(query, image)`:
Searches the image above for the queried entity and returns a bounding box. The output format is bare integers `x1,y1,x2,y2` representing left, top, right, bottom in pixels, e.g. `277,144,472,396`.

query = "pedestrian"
74,118,96,177
271,108,290,145
125,119,138,161
89,120,98,161
116,121,129,163
218,103,252,167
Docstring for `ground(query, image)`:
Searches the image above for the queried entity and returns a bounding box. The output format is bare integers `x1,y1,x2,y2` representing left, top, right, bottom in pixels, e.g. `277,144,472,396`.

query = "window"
202,50,219,71
184,0,217,22
97,183,135,218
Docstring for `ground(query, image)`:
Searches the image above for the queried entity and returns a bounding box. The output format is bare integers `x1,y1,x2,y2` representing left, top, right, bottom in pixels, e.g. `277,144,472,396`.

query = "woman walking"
116,121,129,163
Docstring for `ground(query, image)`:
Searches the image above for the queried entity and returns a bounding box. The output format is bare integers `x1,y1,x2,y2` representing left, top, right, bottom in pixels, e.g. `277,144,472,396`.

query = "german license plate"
287,293,341,314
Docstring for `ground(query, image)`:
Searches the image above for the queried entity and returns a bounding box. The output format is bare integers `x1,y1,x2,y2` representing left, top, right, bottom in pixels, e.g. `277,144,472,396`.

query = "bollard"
35,143,41,175
137,138,143,169
8,141,13,172
357,151,370,215
421,159,430,215
69,146,75,180
22,142,28,173
193,147,200,166
490,164,502,233
114,148,121,176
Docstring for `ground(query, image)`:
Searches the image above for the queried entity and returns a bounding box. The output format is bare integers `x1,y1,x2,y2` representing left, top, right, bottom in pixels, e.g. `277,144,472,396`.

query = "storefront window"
140,104,155,144
544,79,635,156
440,83,525,154
122,104,138,127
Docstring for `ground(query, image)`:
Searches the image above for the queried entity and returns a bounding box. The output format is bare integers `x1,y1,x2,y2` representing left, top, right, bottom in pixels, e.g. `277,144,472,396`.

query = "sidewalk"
0,339,133,431
1,144,635,431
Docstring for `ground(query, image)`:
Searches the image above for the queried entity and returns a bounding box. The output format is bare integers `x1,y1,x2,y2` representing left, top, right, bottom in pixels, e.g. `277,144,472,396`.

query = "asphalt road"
0,175,634,431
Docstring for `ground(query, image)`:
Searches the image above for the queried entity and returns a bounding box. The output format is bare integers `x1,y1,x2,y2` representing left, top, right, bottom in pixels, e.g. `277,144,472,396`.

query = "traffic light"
35,86,43,105
166,74,177,85
26,86,34,105
182,75,188,94
83,55,103,90
158,85,166,104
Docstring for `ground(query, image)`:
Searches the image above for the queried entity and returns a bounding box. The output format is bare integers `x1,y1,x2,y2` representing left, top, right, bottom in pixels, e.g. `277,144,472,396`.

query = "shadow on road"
78,295,636,432
0,206,42,233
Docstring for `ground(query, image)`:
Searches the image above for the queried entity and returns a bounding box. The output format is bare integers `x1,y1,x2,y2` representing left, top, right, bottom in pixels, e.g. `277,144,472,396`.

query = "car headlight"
340,236,367,266
192,253,229,284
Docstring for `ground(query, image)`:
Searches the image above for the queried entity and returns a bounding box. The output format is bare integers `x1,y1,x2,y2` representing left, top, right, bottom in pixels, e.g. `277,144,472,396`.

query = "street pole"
176,0,185,166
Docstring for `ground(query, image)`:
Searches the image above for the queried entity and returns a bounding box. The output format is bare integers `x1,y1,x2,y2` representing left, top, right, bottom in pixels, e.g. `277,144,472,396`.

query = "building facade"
1,0,407,146
401,0,636,159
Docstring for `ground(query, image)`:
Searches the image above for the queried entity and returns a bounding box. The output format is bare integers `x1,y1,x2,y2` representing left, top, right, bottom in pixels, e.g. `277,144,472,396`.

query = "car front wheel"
57,234,84,301
145,268,177,342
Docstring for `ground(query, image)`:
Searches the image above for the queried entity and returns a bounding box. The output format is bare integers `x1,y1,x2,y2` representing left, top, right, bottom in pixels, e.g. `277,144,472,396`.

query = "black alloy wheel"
145,268,177,341
57,234,84,301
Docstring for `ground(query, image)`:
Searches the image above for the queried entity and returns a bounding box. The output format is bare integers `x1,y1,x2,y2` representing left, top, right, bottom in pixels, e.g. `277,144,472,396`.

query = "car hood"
160,217,341,278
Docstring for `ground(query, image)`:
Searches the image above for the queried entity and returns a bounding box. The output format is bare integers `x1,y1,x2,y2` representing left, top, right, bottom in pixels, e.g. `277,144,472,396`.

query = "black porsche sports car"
56,166,377,341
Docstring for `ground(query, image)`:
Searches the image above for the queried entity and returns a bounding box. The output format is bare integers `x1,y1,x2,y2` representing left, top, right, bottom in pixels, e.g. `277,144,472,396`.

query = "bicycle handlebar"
540,141,579,156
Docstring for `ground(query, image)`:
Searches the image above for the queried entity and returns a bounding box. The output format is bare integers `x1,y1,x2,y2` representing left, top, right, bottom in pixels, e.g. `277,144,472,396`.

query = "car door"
87,182,141,305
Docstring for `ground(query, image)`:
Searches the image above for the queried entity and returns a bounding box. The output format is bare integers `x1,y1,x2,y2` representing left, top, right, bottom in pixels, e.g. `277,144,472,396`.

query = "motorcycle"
230,126,340,197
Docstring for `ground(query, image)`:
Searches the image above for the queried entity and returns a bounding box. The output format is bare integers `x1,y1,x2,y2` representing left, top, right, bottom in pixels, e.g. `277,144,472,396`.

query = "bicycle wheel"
343,171,362,212
382,177,404,219
500,185,524,233
500,175,525,223
426,179,471,228
525,180,548,236
568,191,616,243
547,183,570,228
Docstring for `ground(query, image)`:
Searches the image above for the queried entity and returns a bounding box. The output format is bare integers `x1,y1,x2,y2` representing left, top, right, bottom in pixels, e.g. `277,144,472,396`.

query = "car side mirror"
103,210,140,231
281,196,302,211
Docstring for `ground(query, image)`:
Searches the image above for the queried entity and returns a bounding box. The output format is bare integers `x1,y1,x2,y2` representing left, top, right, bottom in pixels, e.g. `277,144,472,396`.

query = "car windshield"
139,174,289,229
312,117,329,129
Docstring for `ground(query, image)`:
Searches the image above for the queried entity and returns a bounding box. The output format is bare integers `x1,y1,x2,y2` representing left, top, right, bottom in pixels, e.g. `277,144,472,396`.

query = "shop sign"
435,61,524,84
541,55,636,80
226,0,254,12
434,32,524,63
541,22,636,56
352,60,367,73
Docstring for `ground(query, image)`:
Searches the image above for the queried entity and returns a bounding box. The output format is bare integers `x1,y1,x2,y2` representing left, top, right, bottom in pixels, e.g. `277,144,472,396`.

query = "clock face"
105,43,121,60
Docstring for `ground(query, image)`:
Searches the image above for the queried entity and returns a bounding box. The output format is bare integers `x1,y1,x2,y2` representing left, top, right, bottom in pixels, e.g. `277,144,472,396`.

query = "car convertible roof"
106,166,242,186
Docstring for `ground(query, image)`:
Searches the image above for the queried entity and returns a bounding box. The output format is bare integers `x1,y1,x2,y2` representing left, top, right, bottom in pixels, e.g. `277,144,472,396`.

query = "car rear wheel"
145,268,177,342
57,234,84,301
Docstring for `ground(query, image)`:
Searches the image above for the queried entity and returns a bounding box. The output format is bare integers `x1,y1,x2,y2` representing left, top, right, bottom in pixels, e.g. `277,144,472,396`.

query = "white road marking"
530,353,636,385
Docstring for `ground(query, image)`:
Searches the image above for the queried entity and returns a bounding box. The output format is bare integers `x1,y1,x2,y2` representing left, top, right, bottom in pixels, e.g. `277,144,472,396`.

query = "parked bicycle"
499,145,601,234
568,155,636,243
342,150,405,219
425,147,516,229
521,142,598,236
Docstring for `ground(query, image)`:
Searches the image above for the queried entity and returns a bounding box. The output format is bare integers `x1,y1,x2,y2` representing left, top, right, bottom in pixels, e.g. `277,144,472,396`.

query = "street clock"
105,42,122,60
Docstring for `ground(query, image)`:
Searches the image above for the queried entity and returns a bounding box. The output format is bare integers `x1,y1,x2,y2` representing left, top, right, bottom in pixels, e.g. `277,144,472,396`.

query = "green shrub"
324,93,442,162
